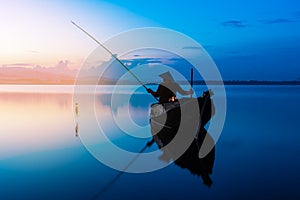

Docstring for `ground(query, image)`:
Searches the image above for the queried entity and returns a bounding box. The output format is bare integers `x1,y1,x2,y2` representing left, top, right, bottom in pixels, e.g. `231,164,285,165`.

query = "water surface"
0,85,299,199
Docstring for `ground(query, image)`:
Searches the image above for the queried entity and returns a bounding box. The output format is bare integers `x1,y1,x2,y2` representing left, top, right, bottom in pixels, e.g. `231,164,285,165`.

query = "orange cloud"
0,61,78,84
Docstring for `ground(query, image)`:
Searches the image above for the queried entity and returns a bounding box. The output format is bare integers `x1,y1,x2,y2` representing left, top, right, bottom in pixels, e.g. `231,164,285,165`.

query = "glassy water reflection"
0,92,78,159
0,85,300,199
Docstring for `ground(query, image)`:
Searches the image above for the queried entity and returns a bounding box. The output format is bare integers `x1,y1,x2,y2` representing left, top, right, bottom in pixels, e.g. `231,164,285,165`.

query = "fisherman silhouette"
147,71,193,103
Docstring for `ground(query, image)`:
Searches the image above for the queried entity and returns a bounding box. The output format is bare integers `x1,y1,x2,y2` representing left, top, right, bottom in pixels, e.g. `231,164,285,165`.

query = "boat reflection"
149,127,215,187
174,128,215,186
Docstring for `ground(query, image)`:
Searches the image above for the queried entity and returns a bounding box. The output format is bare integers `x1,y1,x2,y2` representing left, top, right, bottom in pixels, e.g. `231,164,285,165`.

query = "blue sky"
100,0,300,80
1,0,300,81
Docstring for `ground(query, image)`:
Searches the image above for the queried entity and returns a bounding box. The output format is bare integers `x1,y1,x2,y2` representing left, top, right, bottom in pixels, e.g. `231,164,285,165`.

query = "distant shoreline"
1,80,300,85
193,80,300,85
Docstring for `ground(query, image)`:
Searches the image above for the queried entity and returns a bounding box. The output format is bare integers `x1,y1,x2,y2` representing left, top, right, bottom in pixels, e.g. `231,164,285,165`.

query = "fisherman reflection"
147,71,193,103
148,127,215,187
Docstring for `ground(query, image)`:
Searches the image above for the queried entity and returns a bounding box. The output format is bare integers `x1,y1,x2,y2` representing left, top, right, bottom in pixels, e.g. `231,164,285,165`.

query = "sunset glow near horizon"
0,0,155,69
0,0,300,81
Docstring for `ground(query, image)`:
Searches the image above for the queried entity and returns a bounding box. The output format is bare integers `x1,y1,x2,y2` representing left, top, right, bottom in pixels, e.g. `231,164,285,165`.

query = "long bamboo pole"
71,21,158,101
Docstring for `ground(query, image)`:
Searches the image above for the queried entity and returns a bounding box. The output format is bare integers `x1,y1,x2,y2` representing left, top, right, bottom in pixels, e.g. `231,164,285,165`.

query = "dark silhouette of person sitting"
147,71,193,103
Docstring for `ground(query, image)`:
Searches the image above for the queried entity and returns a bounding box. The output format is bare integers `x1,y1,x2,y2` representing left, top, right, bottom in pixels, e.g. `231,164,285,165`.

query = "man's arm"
147,85,161,97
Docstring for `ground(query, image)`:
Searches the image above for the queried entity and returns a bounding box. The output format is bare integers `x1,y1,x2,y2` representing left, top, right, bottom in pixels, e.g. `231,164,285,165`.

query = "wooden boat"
150,89,215,144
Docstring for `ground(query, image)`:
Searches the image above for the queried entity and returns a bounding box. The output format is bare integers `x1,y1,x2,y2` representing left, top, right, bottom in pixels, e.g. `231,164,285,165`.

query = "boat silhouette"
149,89,215,186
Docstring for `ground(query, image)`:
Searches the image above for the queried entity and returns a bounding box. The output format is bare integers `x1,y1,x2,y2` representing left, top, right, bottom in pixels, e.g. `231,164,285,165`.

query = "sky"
0,0,300,81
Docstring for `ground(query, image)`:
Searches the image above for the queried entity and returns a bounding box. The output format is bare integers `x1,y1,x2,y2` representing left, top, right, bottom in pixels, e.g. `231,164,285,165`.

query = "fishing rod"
71,21,158,101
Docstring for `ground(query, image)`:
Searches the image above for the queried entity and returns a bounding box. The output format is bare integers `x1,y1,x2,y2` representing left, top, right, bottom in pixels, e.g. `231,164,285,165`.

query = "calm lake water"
0,85,299,200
